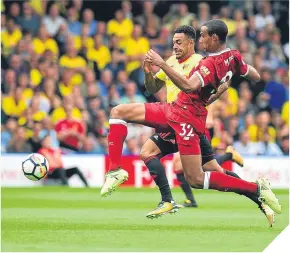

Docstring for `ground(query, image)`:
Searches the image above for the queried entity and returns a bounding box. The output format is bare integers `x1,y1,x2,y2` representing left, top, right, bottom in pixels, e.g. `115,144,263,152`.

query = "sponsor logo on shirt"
200,66,210,77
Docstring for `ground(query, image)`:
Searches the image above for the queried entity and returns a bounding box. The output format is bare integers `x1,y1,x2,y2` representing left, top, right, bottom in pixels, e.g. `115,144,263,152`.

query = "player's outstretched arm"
207,82,230,105
143,60,165,93
242,65,260,82
146,50,201,93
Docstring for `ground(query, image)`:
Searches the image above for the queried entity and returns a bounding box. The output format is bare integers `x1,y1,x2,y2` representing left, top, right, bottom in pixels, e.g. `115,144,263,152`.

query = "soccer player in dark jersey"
101,20,281,218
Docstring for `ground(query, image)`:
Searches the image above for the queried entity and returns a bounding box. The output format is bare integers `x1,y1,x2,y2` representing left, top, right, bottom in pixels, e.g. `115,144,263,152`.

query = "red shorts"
145,102,207,155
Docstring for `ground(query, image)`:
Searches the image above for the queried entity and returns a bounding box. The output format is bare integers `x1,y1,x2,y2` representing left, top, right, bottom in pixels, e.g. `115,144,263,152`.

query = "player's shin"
108,119,128,171
144,155,173,202
203,171,258,195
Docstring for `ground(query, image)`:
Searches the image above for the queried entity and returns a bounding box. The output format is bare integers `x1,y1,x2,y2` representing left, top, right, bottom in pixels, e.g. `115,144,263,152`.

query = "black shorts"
150,133,215,165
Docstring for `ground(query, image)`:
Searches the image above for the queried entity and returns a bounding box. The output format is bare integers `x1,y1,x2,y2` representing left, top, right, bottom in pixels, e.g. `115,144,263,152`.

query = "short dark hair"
203,19,228,43
174,25,196,41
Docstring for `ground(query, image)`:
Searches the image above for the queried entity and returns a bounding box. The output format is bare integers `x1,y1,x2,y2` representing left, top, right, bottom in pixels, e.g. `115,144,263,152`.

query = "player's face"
172,33,193,59
199,26,213,52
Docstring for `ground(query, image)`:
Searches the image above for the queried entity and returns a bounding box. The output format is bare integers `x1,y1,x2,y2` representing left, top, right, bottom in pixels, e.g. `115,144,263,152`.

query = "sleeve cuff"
195,71,205,87
240,65,249,77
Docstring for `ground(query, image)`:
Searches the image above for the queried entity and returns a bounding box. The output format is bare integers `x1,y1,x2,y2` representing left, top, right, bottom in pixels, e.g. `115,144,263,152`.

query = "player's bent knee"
184,173,204,189
140,141,160,162
110,105,125,119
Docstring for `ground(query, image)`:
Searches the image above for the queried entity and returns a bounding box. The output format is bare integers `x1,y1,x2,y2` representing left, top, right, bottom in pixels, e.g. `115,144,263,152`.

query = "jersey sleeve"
189,59,215,87
234,51,249,77
154,69,166,82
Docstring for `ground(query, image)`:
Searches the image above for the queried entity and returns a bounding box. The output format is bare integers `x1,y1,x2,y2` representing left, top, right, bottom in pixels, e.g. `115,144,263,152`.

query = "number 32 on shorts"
179,123,194,140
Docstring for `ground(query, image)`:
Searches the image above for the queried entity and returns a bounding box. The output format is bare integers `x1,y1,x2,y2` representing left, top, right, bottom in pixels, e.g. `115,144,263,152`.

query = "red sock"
108,119,128,171
204,171,258,195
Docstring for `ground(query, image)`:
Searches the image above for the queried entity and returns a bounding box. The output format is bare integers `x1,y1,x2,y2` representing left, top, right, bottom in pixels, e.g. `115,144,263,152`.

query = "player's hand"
143,60,152,74
145,49,165,67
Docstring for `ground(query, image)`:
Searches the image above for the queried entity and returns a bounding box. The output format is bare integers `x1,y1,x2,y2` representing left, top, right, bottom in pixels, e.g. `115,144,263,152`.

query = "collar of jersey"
208,48,231,56
178,54,193,64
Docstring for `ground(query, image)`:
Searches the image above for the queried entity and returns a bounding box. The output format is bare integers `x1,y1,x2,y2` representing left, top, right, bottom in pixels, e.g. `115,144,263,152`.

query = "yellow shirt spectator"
125,36,149,74
59,82,74,97
2,96,27,117
87,45,111,70
281,101,289,126
1,29,22,50
226,87,239,115
29,0,45,15
51,107,82,124
59,55,87,85
74,36,94,51
221,18,236,36
248,124,276,142
107,15,134,49
18,111,47,126
30,68,43,87
33,38,59,56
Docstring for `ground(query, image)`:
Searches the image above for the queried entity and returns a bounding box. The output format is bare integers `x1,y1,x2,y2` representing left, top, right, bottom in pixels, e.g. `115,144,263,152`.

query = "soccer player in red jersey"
101,20,281,215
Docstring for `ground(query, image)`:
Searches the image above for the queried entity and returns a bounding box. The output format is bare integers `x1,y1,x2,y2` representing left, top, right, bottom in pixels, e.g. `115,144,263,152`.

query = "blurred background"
1,0,289,187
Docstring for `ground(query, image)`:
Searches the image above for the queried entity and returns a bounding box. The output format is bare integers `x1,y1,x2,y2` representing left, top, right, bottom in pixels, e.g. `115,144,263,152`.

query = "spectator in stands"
255,1,275,30
219,6,236,36
33,25,59,57
279,135,289,156
281,101,289,126
2,69,16,94
2,87,27,118
40,116,60,148
81,135,99,153
118,81,146,104
233,9,248,29
248,111,276,142
196,2,211,27
233,131,261,156
125,24,149,74
1,18,22,53
124,137,140,155
27,121,43,152
6,126,32,153
74,24,94,54
59,43,87,86
1,118,18,152
264,73,287,111
98,69,113,97
177,3,195,27
67,6,82,36
9,54,28,76
17,2,40,36
39,135,88,186
43,4,66,37
87,34,111,70
135,1,161,32
82,8,97,36
55,103,85,152
256,132,283,156
122,0,133,19
107,9,134,49
9,2,20,23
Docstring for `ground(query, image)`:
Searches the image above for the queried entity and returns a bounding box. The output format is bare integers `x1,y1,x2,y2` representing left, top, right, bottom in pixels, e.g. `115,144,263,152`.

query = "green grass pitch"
1,187,289,252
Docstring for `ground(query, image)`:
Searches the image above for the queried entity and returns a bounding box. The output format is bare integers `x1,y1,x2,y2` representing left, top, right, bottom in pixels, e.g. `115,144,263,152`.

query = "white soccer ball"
22,153,49,181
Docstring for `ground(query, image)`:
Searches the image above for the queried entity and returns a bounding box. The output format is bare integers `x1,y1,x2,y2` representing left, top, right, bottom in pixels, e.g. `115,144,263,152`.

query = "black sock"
216,153,232,165
145,157,173,202
176,172,196,203
224,170,260,205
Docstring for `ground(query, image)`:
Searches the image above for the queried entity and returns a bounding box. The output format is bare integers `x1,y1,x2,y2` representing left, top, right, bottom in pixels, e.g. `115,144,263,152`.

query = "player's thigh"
202,159,224,173
173,152,183,172
179,154,204,187
199,134,215,166
110,103,146,123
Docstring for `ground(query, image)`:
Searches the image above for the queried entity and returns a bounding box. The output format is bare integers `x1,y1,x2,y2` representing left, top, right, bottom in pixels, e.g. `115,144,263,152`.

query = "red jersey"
175,48,248,114
55,119,85,149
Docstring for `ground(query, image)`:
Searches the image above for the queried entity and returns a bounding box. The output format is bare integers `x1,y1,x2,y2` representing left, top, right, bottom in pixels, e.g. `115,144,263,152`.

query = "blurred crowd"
1,0,289,156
